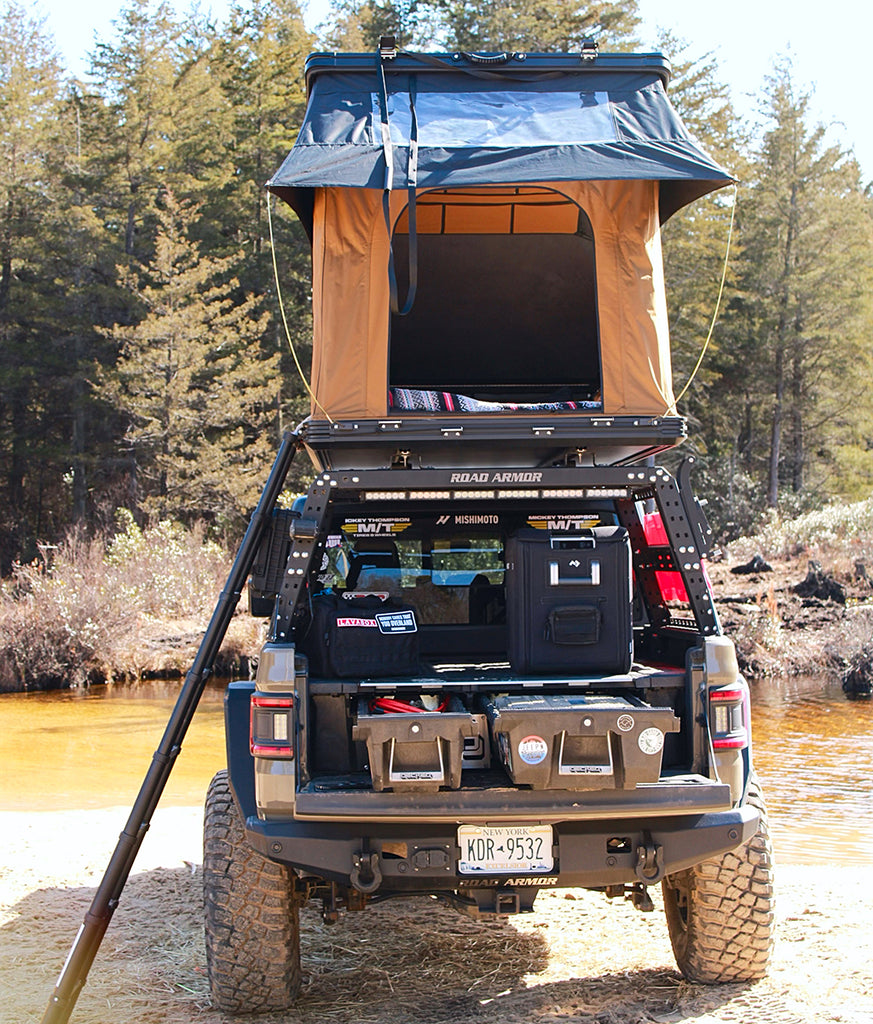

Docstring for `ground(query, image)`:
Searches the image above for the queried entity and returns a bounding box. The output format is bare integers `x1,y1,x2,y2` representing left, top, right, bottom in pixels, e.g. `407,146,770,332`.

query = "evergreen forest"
3,0,873,572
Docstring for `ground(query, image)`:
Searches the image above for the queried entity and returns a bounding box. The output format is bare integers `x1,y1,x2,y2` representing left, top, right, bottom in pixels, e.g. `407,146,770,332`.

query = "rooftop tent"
267,50,733,423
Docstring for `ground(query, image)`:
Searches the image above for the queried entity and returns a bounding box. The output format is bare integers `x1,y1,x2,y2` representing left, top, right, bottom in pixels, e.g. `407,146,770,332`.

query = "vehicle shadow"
2,868,765,1024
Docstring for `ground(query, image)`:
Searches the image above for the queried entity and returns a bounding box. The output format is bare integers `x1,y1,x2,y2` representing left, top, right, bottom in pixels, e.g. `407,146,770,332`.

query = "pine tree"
0,2,68,567
433,0,640,52
86,0,230,263
213,0,316,469
99,190,281,528
736,60,873,509
322,0,640,52
322,0,435,48
653,34,755,530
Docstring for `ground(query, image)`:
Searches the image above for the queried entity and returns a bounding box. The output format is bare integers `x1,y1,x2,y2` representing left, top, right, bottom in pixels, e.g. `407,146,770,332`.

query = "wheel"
662,773,775,983
203,770,301,1013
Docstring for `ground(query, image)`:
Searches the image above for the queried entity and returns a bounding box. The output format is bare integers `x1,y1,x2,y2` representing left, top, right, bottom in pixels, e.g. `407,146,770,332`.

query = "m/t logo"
436,515,451,525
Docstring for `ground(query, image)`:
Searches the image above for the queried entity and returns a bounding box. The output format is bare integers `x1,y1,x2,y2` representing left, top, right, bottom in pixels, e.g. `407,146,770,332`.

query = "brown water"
750,677,873,869
1,676,871,866
0,680,227,812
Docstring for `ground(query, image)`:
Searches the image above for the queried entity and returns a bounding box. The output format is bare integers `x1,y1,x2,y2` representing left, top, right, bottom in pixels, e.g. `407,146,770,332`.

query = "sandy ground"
2,806,872,1024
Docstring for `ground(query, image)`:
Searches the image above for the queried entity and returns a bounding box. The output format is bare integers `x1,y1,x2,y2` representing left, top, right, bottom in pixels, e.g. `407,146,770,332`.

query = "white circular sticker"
638,727,665,755
617,714,635,732
518,735,549,765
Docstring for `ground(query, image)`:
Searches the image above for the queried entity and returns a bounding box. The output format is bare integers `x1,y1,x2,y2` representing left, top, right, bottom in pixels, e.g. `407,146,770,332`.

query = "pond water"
750,676,873,868
0,675,871,867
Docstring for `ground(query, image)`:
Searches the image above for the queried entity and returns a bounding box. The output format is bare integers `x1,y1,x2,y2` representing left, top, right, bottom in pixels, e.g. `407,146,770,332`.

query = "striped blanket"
389,388,601,413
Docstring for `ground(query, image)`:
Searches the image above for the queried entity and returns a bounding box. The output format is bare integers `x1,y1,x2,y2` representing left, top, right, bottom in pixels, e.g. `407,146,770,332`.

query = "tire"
203,770,301,1013
662,773,775,983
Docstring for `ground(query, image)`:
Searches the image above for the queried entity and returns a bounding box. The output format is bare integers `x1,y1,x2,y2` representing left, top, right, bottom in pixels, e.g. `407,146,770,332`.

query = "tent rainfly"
267,50,733,423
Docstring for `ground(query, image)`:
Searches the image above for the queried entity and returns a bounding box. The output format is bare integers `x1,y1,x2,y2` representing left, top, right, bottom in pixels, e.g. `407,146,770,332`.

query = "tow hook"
634,832,665,884
350,851,383,894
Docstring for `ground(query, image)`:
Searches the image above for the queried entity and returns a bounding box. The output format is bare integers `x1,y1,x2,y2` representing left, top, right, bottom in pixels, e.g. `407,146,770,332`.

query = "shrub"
729,497,873,568
0,513,261,691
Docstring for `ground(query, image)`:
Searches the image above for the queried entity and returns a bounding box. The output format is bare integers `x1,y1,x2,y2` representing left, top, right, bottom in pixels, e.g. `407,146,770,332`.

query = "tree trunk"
790,333,805,494
767,344,784,507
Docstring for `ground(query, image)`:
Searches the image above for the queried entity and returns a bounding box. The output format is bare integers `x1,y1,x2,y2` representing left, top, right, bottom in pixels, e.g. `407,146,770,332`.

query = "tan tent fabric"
309,181,674,421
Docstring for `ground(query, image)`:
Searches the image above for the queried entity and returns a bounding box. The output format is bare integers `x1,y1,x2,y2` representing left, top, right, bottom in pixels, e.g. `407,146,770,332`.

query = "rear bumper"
244,805,758,891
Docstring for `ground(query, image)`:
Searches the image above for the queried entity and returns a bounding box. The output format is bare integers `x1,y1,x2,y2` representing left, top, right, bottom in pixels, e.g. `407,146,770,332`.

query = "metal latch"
581,38,599,61
379,35,397,60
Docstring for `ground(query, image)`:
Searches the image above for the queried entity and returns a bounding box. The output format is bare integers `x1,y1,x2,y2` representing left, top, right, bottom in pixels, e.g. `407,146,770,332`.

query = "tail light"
250,694,294,758
708,684,749,750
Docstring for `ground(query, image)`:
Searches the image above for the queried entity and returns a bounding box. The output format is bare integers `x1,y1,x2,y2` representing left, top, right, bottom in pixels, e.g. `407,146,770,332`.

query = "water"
0,680,227,812
750,676,873,868
0,676,871,866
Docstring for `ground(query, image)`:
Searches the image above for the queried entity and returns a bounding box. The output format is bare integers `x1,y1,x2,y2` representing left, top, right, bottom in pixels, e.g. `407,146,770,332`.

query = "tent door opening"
388,187,602,408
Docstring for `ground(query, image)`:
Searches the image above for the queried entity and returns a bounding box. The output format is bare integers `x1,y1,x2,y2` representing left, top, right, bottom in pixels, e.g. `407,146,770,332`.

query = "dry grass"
0,513,264,691
727,496,873,574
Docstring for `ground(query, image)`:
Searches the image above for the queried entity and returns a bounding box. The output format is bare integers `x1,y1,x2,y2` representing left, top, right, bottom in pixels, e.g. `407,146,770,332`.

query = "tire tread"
203,770,301,1014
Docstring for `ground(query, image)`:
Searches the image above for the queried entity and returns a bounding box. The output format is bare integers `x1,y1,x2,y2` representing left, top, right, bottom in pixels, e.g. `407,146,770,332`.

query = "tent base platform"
298,413,687,471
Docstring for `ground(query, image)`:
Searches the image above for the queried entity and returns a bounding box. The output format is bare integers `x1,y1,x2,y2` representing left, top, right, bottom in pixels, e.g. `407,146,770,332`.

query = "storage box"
300,593,419,678
353,696,477,792
484,693,680,790
505,527,633,676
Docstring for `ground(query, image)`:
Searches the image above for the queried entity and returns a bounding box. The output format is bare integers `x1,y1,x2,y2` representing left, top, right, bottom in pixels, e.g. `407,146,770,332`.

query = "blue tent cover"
268,50,733,230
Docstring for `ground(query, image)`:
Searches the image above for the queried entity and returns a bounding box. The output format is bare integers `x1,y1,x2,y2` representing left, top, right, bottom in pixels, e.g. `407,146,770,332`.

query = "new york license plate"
457,824,554,874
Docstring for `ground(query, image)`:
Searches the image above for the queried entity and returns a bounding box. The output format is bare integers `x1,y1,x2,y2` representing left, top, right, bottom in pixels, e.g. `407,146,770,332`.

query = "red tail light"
250,694,294,758
708,685,749,750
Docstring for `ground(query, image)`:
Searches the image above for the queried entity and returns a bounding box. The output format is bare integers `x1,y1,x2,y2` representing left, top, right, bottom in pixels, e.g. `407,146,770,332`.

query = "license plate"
458,824,553,874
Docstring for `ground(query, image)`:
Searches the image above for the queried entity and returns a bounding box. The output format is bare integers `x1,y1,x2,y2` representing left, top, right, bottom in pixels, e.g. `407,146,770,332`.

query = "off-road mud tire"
203,770,301,1013
662,773,775,983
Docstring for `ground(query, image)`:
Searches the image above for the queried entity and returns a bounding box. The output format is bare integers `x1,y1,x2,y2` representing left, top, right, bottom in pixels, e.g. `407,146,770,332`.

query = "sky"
28,0,873,183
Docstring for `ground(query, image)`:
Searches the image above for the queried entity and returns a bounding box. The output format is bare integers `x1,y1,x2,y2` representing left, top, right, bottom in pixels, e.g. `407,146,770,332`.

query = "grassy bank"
0,512,262,692
709,497,873,679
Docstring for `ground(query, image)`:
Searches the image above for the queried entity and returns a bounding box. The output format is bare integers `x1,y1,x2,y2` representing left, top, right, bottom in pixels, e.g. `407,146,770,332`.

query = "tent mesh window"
389,187,601,408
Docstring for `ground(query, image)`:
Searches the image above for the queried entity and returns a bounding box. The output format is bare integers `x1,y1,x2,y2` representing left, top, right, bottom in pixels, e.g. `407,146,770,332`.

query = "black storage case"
505,526,633,675
483,693,680,790
300,594,420,678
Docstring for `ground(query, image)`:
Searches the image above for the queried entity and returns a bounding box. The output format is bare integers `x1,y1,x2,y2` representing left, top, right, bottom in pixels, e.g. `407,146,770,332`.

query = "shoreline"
3,806,872,1024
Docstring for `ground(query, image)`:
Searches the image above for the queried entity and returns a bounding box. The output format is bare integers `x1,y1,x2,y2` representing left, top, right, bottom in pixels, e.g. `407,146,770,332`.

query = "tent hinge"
379,35,398,60
581,38,599,62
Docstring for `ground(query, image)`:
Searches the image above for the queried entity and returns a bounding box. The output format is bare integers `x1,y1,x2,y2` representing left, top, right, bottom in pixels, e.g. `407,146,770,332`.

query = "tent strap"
378,51,418,316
